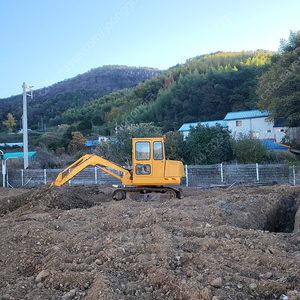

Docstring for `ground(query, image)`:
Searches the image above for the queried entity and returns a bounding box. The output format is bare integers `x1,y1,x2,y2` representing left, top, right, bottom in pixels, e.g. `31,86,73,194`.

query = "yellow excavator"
51,137,185,201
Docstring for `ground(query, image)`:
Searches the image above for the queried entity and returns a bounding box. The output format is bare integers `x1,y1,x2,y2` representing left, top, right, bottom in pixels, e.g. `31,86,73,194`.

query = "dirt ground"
0,184,300,300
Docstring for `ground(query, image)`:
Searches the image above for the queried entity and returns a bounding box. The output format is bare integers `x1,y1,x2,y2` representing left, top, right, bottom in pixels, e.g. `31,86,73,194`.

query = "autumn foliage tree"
2,113,16,133
68,131,87,156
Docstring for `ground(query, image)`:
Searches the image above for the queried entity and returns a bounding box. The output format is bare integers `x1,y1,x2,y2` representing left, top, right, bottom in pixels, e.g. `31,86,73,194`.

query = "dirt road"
0,184,300,299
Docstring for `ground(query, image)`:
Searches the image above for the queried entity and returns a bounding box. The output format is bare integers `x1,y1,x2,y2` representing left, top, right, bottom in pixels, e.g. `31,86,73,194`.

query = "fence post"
256,163,259,182
21,169,24,186
2,161,6,187
185,165,188,187
44,169,47,184
293,165,296,186
220,163,224,183
95,167,97,185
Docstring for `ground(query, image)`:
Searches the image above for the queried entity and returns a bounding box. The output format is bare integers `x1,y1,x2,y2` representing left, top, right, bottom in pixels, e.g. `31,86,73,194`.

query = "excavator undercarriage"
113,186,183,201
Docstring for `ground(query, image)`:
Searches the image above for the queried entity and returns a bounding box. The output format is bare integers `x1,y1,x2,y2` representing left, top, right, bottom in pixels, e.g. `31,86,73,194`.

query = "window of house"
236,120,242,127
277,129,285,132
265,130,271,133
136,142,150,160
252,131,259,138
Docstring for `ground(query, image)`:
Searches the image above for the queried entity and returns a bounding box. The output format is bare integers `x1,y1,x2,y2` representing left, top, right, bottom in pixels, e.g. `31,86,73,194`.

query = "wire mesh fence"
1,164,300,188
4,167,123,188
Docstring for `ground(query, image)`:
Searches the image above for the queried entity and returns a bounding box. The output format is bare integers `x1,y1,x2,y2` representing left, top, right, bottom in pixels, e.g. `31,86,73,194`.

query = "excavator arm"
51,154,133,187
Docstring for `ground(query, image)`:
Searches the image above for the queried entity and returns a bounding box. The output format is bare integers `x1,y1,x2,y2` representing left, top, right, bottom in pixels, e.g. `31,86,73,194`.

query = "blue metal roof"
86,140,100,147
3,152,36,160
260,139,300,153
261,139,289,152
178,120,227,132
224,110,270,121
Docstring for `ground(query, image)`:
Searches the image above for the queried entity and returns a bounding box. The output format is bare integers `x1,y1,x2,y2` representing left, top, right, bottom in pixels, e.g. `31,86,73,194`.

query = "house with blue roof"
179,109,289,142
224,110,287,141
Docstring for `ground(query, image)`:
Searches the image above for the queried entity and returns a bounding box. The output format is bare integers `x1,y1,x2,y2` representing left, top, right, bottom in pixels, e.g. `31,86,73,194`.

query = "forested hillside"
63,50,273,133
3,31,300,143
0,66,161,129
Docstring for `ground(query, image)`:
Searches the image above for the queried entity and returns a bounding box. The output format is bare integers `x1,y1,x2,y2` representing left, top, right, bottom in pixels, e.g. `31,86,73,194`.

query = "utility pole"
22,82,33,170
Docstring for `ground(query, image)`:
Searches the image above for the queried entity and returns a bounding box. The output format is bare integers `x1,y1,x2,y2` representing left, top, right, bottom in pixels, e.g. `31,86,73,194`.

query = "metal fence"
185,164,300,187
1,164,300,188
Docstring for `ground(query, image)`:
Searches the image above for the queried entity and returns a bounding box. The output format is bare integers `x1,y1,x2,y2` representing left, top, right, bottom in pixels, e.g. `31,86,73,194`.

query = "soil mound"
0,185,300,299
0,185,113,216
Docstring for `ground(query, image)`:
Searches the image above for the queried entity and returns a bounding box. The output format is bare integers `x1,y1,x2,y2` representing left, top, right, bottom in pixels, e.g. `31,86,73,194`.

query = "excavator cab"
132,138,185,186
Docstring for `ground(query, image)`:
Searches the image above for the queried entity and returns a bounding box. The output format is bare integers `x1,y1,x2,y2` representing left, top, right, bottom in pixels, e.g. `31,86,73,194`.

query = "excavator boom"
51,154,133,187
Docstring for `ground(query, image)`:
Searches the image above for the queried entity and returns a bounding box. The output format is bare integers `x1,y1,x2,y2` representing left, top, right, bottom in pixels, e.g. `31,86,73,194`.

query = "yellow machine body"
51,137,185,190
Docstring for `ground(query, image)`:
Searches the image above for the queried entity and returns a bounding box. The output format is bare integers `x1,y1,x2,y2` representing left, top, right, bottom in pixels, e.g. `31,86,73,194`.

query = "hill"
63,50,273,133
0,50,275,137
0,66,162,129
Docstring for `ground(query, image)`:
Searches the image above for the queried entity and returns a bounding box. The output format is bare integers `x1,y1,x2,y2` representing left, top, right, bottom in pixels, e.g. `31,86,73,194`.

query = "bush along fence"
1,164,300,188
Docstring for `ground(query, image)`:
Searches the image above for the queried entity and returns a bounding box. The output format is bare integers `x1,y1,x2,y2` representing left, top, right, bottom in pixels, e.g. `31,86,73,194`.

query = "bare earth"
0,184,300,300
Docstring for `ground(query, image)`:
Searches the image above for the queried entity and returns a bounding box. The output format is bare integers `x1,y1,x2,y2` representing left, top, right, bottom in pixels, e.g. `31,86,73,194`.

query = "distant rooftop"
178,120,227,132
260,139,300,154
85,140,100,147
224,110,270,121
2,152,36,160
0,143,23,147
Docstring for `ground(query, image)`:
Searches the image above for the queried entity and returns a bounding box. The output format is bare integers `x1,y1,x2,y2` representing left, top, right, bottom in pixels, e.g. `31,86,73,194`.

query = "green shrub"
233,136,269,163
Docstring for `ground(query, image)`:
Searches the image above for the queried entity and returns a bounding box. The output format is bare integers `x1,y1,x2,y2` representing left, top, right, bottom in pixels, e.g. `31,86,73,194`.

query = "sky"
0,0,299,98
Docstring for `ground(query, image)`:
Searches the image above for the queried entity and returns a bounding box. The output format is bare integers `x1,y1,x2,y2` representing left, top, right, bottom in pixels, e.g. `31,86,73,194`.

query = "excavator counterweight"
51,137,185,200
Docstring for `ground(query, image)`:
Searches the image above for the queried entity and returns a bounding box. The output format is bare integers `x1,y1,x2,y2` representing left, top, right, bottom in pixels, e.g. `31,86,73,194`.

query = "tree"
279,30,300,53
162,75,175,91
257,46,300,126
182,124,233,165
3,113,16,133
164,131,184,160
68,131,87,156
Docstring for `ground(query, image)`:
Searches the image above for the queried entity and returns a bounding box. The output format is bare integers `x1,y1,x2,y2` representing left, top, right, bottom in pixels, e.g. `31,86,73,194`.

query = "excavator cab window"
153,141,163,160
136,142,150,160
136,164,151,175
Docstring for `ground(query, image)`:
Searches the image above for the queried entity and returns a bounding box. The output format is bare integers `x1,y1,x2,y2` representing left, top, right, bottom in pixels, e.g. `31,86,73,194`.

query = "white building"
178,110,288,142
224,110,287,141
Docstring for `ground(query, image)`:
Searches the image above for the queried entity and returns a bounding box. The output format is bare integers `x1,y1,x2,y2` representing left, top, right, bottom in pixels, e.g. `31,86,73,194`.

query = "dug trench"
0,184,300,300
263,193,300,234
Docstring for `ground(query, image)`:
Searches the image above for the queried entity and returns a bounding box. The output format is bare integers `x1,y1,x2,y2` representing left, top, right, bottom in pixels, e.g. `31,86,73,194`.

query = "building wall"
287,127,300,142
226,117,286,141
181,131,189,139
